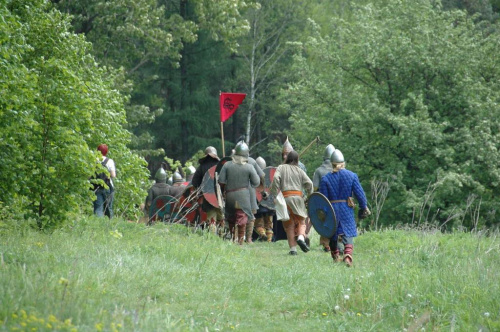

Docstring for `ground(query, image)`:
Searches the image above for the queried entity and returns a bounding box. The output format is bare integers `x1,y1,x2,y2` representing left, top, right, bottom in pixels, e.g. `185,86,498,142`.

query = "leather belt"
226,187,247,193
330,200,347,203
282,190,303,198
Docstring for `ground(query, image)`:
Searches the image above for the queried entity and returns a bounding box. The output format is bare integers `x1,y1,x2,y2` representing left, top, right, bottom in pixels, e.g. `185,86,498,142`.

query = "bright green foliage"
235,0,313,163
0,0,148,227
281,0,500,228
55,0,259,161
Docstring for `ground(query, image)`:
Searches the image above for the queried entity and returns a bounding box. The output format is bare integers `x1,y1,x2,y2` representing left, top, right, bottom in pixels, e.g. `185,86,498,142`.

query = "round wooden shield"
148,195,177,224
174,186,207,225
307,192,338,238
201,166,218,208
215,156,232,175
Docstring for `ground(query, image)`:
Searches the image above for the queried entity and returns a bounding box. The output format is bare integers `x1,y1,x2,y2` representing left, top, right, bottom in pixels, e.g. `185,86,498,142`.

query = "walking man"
218,142,260,244
319,149,370,266
271,150,313,255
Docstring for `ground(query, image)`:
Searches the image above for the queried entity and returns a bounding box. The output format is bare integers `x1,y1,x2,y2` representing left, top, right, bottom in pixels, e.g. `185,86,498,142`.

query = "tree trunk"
180,0,189,161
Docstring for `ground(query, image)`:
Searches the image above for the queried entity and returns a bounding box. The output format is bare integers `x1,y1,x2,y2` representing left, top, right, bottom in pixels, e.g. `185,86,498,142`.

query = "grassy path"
1,218,499,331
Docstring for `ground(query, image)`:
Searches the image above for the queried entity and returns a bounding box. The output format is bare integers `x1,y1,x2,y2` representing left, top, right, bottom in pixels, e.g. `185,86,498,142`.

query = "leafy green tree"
55,0,259,162
228,0,315,165
281,0,500,228
0,0,148,228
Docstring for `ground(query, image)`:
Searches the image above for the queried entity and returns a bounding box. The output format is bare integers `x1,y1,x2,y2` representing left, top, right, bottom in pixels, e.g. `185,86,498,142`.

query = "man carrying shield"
218,142,260,244
167,171,187,198
319,149,370,267
191,146,223,227
144,167,171,213
313,144,335,252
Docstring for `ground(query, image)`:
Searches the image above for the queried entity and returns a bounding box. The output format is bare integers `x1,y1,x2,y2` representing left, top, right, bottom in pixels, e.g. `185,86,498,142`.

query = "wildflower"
322,313,327,316
95,322,104,331
110,230,123,239
484,312,490,317
346,288,350,292
407,294,412,298
58,278,69,285
20,310,27,319
334,305,340,311
357,313,361,317
344,295,350,300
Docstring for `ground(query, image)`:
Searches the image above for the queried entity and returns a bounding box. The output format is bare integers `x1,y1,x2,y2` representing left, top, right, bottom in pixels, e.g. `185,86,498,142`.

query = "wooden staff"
299,136,320,157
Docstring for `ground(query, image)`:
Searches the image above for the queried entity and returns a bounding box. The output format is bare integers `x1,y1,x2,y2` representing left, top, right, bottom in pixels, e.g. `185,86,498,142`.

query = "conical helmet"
323,144,335,161
155,167,167,183
255,156,266,169
330,149,345,163
167,176,173,185
173,171,184,183
282,136,293,154
234,142,249,157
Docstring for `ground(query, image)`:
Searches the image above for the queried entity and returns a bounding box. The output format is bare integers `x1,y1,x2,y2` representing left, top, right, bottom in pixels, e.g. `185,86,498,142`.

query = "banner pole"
221,121,225,157
219,91,225,157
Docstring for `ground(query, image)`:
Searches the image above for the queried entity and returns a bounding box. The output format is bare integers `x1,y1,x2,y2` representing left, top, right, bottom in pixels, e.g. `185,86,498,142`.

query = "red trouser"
282,208,306,249
227,209,248,244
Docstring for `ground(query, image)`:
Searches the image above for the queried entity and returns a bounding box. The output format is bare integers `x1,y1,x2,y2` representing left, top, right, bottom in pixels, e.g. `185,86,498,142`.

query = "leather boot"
343,244,353,267
265,230,273,242
331,249,342,263
245,221,254,243
256,226,267,241
238,225,245,245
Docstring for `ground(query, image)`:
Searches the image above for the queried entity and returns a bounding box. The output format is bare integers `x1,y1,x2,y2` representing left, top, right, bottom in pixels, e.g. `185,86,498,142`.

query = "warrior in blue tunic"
319,149,371,266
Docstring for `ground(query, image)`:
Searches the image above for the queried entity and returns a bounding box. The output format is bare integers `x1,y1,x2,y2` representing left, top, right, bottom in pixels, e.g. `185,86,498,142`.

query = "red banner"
219,92,246,122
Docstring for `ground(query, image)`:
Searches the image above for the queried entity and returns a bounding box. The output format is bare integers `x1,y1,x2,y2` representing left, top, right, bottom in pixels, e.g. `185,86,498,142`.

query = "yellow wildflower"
58,278,69,285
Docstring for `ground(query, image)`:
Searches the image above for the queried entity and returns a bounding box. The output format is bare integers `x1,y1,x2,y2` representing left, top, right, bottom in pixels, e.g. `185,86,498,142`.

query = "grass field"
1,217,499,331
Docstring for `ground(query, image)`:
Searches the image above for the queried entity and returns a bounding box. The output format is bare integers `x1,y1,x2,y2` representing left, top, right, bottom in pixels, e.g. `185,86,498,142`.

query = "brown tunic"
270,164,313,218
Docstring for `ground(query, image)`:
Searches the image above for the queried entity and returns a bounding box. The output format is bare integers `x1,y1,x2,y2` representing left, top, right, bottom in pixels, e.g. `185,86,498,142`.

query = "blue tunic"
319,169,368,238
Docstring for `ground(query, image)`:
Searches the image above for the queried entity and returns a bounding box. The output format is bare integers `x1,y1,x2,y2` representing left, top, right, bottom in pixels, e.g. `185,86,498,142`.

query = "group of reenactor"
144,137,371,267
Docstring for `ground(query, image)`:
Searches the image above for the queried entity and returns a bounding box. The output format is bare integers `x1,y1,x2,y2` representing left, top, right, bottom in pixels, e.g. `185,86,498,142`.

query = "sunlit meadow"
1,217,499,331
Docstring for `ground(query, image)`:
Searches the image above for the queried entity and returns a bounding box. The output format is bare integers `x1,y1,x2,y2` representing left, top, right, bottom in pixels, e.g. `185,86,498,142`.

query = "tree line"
1,0,500,229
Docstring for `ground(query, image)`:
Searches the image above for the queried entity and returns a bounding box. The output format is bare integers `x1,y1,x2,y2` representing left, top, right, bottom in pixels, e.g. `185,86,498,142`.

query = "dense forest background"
2,0,500,229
